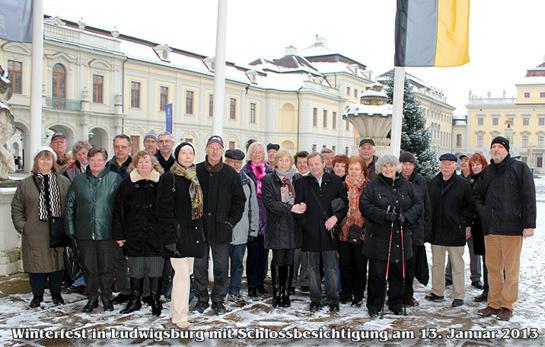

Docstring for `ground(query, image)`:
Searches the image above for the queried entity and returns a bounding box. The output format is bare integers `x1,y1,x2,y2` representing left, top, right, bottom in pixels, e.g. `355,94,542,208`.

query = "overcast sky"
45,0,545,116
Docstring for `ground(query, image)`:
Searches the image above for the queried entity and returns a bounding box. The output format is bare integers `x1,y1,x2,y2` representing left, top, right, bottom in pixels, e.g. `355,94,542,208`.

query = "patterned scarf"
171,162,204,220
340,173,366,241
34,173,62,222
276,168,296,204
250,161,267,197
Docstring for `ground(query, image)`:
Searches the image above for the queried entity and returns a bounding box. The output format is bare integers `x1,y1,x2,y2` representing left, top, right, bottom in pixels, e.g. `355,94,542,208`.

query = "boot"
281,265,293,308
120,278,143,314
29,294,43,308
82,297,99,313
271,266,281,308
149,277,163,316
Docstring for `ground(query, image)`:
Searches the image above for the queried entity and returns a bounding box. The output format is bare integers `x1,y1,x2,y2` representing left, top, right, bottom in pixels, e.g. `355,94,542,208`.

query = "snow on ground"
0,178,544,346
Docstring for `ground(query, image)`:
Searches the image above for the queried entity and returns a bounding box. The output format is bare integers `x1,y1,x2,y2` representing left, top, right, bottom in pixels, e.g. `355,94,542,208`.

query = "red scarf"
340,173,366,241
250,161,267,197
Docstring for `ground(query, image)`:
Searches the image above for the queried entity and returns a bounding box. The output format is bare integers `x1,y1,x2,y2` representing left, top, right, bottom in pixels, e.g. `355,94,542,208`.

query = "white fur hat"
33,146,58,162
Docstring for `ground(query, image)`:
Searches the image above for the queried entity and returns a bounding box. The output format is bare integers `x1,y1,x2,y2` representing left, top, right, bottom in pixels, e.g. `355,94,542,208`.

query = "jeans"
292,248,309,288
228,244,246,295
305,250,339,305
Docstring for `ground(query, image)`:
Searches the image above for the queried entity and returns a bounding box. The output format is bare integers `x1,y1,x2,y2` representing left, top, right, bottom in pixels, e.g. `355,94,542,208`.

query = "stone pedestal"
0,188,22,275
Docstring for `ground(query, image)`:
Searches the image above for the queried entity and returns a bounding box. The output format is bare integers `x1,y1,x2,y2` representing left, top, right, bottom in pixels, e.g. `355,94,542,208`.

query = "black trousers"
367,258,404,313
78,239,114,301
246,235,269,289
193,242,230,304
338,241,366,301
28,270,63,296
112,243,130,295
404,247,417,298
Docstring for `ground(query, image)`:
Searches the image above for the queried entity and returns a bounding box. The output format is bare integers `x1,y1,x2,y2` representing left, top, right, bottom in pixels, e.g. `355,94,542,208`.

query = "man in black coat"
156,131,175,173
474,136,536,321
294,152,348,312
193,135,246,315
425,153,474,308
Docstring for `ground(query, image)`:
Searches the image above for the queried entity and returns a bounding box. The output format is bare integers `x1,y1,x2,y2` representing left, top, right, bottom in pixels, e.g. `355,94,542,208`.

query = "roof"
342,103,392,117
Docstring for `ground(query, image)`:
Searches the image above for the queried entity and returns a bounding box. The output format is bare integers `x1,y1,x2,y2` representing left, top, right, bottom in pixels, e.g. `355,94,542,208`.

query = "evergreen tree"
384,75,438,179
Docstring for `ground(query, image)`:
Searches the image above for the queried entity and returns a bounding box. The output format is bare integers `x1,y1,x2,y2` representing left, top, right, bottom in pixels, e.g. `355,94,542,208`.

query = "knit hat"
174,142,195,163
439,153,458,162
359,138,375,147
399,151,417,165
34,146,58,161
491,136,510,152
206,135,224,148
143,129,158,142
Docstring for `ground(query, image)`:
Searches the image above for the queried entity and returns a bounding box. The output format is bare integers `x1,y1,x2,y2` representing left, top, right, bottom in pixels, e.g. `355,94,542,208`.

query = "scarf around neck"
250,161,267,197
204,157,224,174
276,168,296,204
34,173,62,221
171,162,203,220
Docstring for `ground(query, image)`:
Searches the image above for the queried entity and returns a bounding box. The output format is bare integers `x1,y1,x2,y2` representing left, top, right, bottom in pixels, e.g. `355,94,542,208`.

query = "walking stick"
380,207,395,319
400,224,407,316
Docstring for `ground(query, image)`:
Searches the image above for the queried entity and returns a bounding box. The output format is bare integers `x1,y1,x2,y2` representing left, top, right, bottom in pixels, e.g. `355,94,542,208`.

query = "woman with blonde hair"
113,150,164,315
11,147,71,308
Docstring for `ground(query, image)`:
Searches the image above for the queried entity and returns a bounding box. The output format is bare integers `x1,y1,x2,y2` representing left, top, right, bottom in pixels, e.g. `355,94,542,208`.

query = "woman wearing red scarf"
339,156,368,307
242,142,273,297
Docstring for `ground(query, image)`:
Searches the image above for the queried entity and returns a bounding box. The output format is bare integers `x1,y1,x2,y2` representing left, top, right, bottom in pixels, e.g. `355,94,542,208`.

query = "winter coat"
242,162,273,236
156,171,205,258
66,168,123,240
473,155,536,236
262,172,302,250
403,172,431,246
11,174,71,273
231,171,259,245
427,173,474,247
468,172,485,255
294,172,348,252
360,174,422,263
112,170,162,257
63,161,86,182
196,161,246,245
108,156,132,180
366,156,379,182
156,152,175,173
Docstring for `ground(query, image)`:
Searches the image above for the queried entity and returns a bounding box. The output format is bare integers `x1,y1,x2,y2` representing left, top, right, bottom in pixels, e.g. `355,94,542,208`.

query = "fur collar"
130,169,160,183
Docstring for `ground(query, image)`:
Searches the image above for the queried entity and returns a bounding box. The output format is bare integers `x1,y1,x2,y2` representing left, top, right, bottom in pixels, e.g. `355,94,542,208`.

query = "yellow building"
465,61,545,173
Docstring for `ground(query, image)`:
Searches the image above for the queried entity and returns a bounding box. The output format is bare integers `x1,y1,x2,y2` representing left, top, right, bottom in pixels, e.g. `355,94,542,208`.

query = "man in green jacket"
66,147,122,313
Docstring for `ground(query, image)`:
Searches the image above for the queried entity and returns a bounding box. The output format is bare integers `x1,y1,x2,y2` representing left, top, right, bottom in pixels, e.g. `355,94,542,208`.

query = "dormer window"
203,57,215,72
154,44,171,62
246,69,258,84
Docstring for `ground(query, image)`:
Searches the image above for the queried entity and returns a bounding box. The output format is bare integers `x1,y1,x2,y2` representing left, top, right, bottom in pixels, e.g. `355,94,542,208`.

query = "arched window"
52,63,66,99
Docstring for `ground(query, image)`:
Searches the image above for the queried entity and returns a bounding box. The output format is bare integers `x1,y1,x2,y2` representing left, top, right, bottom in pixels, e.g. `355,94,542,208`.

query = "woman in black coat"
262,149,305,308
113,150,164,315
360,155,423,317
157,142,205,330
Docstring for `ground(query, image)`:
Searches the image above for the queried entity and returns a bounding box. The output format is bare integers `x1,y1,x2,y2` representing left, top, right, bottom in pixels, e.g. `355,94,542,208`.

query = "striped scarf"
35,173,62,222
171,162,204,220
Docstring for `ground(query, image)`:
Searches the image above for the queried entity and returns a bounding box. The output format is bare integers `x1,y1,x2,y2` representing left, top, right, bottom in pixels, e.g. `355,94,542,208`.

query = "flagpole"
30,0,44,156
212,0,227,138
390,66,405,156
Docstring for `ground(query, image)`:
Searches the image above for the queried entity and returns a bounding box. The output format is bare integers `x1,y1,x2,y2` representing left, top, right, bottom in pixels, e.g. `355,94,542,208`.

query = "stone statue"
0,65,16,181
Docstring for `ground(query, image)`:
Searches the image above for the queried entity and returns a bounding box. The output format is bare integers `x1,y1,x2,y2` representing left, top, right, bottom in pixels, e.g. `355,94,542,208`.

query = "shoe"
82,299,99,313
29,294,43,308
478,306,500,317
471,281,484,289
289,287,296,295
120,277,143,314
211,302,227,315
496,307,513,321
339,296,351,305
193,301,209,313
310,301,321,312
445,279,452,287
451,299,464,307
112,293,131,305
369,310,379,318
329,304,340,313
351,299,363,307
67,285,86,294
142,296,153,306
474,292,488,303
51,292,64,305
149,277,163,316
227,294,246,305
425,293,445,302
248,288,258,297
300,285,310,293
103,301,114,311
403,297,419,306
389,307,403,315
257,284,267,295
175,320,190,329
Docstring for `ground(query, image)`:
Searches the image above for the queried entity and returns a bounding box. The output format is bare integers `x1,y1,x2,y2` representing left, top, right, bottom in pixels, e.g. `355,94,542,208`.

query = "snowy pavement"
0,178,544,346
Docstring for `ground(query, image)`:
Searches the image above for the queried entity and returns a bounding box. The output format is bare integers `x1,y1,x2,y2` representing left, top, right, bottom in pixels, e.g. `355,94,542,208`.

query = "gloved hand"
385,212,398,223
165,243,180,256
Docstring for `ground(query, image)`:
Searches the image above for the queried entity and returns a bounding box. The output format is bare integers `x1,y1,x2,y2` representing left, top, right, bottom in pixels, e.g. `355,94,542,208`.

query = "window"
456,134,462,148
159,86,168,111
539,117,545,126
229,98,237,119
537,156,543,168
538,135,544,148
8,60,22,94
541,92,545,98
209,94,214,117
332,145,336,152
92,75,103,103
332,112,337,129
323,110,327,128
477,134,483,147
354,89,358,98
345,146,349,155
130,136,140,154
345,120,350,131
522,134,529,148
52,63,66,98
130,81,140,108
521,156,528,163
477,117,484,126
346,86,350,96
524,92,530,98
312,108,318,127
312,144,317,152
492,117,499,126
228,141,235,149
250,103,256,123
322,145,327,150
523,118,530,126
185,90,194,114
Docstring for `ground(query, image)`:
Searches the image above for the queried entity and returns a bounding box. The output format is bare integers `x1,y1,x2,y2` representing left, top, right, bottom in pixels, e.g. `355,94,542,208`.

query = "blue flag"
165,103,173,133
0,0,33,43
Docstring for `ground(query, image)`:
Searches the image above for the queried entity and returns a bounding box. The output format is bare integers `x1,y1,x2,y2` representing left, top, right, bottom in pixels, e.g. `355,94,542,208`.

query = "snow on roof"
516,76,545,85
360,89,387,98
342,103,392,117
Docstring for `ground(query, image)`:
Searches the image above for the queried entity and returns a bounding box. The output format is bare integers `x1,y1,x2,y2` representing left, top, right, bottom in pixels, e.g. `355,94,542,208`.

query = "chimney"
315,35,326,46
285,45,298,56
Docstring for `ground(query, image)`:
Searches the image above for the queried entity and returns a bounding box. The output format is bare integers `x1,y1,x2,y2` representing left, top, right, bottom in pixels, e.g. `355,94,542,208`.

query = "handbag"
32,176,69,248
347,224,364,245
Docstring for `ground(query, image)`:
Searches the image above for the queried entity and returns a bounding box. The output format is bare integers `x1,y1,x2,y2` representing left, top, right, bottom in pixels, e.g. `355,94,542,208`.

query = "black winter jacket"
113,171,161,257
473,155,536,236
197,161,246,245
403,172,432,246
428,173,474,247
468,172,485,255
360,174,422,263
294,172,348,252
156,172,205,258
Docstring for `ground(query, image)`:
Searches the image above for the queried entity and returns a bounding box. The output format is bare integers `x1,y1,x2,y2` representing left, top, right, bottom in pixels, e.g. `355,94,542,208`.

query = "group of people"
10,130,535,327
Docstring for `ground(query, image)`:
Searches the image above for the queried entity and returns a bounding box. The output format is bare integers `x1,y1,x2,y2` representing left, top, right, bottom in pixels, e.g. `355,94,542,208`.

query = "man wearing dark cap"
50,132,68,171
473,136,536,321
224,149,259,304
359,139,378,181
425,153,474,308
194,135,246,314
399,151,431,306
267,143,280,167
143,130,158,153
